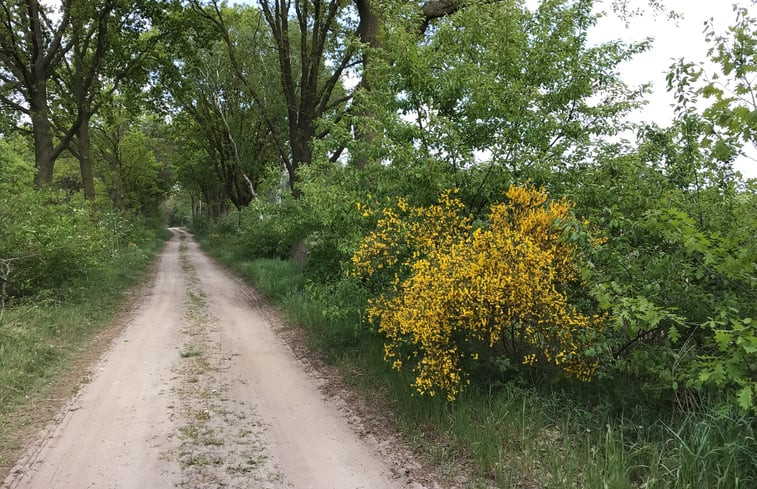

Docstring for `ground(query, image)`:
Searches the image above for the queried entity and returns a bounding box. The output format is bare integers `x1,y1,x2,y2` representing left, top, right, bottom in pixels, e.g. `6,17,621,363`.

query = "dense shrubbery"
197,171,757,487
1,191,106,297
0,139,167,302
570,155,757,412
238,198,313,261
198,159,757,413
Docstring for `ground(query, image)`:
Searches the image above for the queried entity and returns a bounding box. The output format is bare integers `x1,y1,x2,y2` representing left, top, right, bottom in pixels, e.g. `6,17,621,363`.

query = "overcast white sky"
576,0,757,178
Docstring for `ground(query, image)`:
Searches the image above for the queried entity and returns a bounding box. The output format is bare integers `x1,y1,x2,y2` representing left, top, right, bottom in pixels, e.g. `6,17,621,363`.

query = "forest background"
1,0,756,487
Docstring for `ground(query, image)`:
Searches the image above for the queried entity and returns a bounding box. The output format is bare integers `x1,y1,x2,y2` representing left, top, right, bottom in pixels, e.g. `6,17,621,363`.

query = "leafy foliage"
0,139,162,300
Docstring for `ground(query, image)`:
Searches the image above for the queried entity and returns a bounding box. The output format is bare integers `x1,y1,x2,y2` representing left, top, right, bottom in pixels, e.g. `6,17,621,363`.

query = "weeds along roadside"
197,229,757,489
0,223,170,474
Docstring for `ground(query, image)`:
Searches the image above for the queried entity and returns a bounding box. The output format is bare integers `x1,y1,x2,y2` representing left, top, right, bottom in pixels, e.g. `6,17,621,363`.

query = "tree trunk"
353,0,384,169
78,111,96,200
287,127,313,198
30,82,56,187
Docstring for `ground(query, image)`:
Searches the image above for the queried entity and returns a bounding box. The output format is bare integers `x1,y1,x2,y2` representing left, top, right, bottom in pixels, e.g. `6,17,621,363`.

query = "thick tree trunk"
355,0,382,53
30,83,56,187
353,0,384,169
78,112,96,200
287,127,313,198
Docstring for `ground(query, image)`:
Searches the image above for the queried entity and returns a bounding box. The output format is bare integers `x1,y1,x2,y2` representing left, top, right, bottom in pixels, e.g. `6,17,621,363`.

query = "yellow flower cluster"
351,190,471,279
352,186,604,400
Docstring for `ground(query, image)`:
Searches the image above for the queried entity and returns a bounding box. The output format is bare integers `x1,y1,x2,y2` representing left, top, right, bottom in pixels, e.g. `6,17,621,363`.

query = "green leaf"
714,330,732,351
668,325,680,343
742,340,757,355
736,385,753,411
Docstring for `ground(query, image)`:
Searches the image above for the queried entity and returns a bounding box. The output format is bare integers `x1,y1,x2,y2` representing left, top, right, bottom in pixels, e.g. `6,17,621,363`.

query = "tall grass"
199,235,757,489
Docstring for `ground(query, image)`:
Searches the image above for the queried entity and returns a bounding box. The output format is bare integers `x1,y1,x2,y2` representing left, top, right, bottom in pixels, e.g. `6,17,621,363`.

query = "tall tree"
191,0,356,195
0,0,173,193
349,0,459,167
60,0,116,199
326,0,649,194
345,0,669,169
0,0,77,186
56,0,172,199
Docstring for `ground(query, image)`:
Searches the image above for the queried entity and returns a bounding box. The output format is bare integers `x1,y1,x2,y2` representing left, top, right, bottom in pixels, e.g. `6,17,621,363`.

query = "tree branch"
0,92,28,114
420,0,460,33
41,0,74,74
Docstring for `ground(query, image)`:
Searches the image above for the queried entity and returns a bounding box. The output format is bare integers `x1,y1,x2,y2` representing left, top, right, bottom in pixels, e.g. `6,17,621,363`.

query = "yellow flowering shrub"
352,186,604,400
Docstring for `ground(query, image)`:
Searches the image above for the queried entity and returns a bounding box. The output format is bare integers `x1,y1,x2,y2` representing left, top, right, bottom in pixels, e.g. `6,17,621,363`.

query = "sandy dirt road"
3,229,426,489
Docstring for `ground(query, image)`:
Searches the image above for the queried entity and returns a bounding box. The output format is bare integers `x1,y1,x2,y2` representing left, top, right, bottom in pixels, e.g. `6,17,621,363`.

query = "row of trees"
0,0,176,197
0,0,692,213
0,1,177,303
160,0,654,219
0,0,472,209
3,2,753,206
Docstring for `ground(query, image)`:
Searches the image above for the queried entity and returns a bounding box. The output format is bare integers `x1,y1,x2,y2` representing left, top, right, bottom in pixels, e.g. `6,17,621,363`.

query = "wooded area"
1,0,755,487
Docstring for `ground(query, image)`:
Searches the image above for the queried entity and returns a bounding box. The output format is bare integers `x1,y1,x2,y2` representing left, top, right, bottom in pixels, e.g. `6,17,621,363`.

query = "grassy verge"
0,229,168,470
199,234,757,489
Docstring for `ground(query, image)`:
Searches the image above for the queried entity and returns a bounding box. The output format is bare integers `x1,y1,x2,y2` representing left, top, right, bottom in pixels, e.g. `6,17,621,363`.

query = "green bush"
0,139,165,300
570,155,757,412
236,198,312,260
